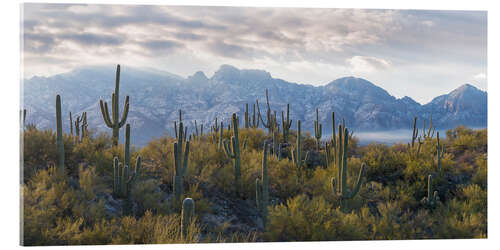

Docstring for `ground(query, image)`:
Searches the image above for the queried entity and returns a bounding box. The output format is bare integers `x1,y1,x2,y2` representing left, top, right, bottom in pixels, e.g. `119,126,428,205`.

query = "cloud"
474,73,487,80
139,40,184,54
347,56,392,73
20,4,487,103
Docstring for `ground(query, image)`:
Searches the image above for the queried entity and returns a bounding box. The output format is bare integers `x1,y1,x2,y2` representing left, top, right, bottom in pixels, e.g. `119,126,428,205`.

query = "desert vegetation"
21,65,487,245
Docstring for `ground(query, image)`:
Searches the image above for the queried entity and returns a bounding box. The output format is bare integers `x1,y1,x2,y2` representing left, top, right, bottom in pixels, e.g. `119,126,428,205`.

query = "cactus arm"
99,100,113,128
118,96,130,127
223,139,234,158
345,163,366,199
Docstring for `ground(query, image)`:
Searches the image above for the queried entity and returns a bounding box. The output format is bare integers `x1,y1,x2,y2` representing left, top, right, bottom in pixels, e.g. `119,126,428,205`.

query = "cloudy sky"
21,3,487,103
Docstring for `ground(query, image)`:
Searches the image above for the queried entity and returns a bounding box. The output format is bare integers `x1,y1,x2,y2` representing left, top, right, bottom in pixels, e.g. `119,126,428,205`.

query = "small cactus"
99,65,129,146
55,95,65,176
181,198,195,239
421,175,439,207
314,108,322,150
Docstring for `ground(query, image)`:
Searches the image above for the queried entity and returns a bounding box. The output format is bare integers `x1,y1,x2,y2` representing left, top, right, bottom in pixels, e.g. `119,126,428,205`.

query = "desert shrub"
472,154,487,189
362,143,405,184
264,194,368,241
112,211,200,244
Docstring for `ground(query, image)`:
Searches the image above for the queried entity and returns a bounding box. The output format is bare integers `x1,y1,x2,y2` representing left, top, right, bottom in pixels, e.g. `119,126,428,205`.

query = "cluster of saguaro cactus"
192,120,203,140
113,124,142,199
409,117,423,157
330,122,366,209
173,112,190,202
271,130,282,160
245,103,260,129
421,174,439,207
56,95,65,176
256,89,278,134
99,64,130,146
314,108,322,150
181,197,195,239
436,131,445,173
422,115,435,139
211,118,223,151
70,111,88,143
256,142,269,227
223,113,244,195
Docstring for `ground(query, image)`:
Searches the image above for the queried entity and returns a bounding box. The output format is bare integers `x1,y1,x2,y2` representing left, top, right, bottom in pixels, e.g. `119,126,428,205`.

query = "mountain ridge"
22,65,487,145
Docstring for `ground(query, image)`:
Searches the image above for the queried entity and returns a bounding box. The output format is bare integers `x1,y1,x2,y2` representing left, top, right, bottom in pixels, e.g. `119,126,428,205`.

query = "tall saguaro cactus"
99,65,130,146
173,115,190,202
281,104,292,143
223,113,243,195
331,124,366,209
113,124,142,199
314,108,322,150
181,198,195,239
56,95,65,175
256,89,277,134
291,120,308,169
256,142,269,227
325,112,337,168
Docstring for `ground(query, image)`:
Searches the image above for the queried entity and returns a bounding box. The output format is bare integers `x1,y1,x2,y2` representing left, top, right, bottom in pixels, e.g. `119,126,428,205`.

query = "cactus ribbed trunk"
256,142,269,227
223,113,242,195
56,95,64,176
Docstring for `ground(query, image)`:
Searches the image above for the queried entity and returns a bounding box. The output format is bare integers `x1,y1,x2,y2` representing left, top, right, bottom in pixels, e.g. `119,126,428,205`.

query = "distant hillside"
22,65,487,145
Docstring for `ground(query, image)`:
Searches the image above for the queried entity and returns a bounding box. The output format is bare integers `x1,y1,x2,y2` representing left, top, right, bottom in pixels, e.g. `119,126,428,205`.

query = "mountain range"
22,64,487,145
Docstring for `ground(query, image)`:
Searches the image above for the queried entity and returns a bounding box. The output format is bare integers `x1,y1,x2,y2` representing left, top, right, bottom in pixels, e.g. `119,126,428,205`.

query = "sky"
21,3,487,104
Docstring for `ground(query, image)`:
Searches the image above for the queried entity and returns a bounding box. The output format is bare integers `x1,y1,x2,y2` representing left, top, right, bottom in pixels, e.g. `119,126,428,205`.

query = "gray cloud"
21,4,487,103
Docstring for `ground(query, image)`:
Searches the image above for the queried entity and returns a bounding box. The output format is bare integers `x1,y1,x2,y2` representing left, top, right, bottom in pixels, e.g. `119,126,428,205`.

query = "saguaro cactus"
113,124,142,199
173,115,190,202
69,112,73,136
99,65,130,146
421,174,439,207
256,142,269,227
436,132,445,173
314,108,322,150
256,89,277,134
281,104,292,143
181,198,195,239
56,95,65,175
331,124,366,209
223,113,243,195
251,103,260,129
291,120,308,169
325,112,337,168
